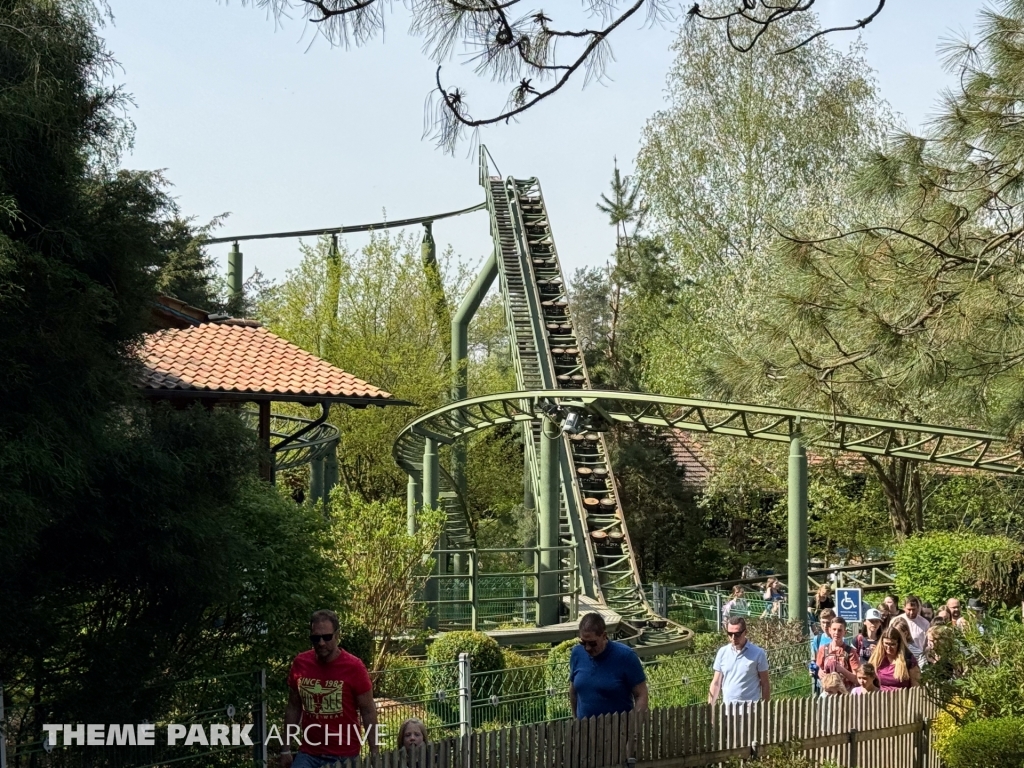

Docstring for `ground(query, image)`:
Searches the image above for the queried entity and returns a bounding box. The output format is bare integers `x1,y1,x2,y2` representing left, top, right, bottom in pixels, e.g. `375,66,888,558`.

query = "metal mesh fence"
370,660,464,747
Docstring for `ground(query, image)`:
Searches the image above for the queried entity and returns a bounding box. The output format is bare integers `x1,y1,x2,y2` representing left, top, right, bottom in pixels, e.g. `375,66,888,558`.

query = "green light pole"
423,438,440,630
787,428,808,629
538,418,561,626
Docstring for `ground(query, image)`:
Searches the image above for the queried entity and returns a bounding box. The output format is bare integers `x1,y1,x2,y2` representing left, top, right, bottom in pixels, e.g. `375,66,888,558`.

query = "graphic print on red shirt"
287,649,372,757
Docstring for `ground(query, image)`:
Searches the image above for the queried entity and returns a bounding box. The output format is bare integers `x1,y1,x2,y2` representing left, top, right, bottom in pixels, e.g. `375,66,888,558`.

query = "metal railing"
416,547,580,631
375,641,813,736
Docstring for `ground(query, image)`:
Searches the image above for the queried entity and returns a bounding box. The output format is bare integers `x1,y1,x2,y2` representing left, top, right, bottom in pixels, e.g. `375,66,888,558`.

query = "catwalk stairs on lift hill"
484,174,690,655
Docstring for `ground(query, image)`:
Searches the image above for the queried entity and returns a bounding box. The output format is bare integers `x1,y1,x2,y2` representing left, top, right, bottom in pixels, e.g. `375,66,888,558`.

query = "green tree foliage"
895,532,1020,606
0,0,345,730
626,4,904,560
611,426,723,584
264,232,461,500
264,234,523,535
709,1,1024,538
635,2,893,401
324,492,444,667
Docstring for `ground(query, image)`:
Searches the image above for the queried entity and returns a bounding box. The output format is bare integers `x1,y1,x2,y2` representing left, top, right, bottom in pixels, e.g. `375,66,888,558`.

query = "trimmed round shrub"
337,618,374,668
426,631,504,696
938,717,1024,768
425,631,504,727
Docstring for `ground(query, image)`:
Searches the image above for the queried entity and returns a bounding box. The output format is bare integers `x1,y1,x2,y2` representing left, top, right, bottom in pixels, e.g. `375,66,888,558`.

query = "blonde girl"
820,672,848,697
397,718,429,750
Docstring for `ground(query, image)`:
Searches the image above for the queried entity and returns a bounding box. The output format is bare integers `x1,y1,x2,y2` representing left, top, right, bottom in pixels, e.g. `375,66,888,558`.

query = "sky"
102,1,989,291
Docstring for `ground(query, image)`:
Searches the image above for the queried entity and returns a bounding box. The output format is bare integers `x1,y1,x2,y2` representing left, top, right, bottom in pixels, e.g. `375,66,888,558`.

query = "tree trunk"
865,455,921,539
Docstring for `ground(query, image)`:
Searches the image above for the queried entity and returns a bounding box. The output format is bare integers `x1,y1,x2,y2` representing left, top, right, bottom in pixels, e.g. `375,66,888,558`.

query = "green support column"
323,441,339,508
407,474,421,535
788,429,808,629
227,242,243,313
450,252,497,577
423,438,439,630
538,419,561,626
522,452,536,569
309,457,325,506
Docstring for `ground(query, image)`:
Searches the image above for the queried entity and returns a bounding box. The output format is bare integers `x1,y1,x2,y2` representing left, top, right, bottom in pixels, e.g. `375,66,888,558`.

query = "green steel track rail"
239,410,339,470
397,390,1024,477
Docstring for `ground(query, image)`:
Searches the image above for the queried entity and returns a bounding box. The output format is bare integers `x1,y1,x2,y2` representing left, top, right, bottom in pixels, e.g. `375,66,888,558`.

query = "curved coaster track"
394,388,1024,650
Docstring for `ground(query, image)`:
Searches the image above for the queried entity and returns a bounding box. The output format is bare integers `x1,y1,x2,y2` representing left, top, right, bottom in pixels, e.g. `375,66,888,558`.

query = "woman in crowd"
882,594,901,619
722,585,748,628
890,614,927,667
854,608,884,662
868,627,921,690
920,602,935,623
763,577,785,617
813,584,834,616
851,663,879,695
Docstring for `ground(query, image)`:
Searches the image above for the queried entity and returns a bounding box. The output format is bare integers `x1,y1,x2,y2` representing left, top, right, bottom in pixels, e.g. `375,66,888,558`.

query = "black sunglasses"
309,633,335,645
578,638,603,649
727,630,745,638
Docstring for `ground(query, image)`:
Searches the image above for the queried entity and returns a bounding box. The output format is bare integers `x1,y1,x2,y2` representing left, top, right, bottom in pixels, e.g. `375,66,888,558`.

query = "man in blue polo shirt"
708,617,771,704
569,613,648,718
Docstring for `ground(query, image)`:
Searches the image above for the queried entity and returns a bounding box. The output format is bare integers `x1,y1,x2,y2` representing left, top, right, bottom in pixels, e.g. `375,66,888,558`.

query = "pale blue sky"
103,1,988,288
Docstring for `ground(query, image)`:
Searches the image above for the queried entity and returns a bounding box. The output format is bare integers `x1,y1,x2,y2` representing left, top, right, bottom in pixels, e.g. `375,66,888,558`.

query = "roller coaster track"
393,159,1024,655
394,387,1024,648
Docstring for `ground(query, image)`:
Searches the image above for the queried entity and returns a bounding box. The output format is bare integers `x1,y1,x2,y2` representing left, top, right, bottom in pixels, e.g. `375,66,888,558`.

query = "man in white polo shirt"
708,617,771,705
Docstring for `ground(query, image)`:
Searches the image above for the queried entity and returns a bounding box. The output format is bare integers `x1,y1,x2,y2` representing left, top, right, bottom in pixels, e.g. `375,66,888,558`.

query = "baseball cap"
864,608,882,621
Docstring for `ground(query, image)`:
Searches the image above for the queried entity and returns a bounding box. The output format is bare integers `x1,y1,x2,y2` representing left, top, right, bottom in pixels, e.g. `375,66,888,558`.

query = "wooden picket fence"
362,688,940,768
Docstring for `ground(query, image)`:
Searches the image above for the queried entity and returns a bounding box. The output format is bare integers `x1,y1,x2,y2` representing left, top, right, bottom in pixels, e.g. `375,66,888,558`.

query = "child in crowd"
722,585,748,629
820,672,848,697
809,609,836,694
851,663,879,695
855,608,883,662
398,719,429,751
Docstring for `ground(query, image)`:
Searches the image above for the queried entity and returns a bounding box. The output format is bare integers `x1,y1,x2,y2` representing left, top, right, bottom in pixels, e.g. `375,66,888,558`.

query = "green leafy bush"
545,639,576,720
425,631,504,727
372,654,426,699
337,618,374,668
500,649,544,696
938,717,1024,768
895,532,1018,606
950,623,1024,720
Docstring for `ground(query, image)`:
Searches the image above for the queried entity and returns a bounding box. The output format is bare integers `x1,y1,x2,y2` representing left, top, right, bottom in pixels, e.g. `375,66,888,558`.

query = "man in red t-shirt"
281,610,378,768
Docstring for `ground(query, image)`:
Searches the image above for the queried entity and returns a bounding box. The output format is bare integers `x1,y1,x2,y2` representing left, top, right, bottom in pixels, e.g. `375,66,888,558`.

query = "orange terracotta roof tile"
139,323,396,404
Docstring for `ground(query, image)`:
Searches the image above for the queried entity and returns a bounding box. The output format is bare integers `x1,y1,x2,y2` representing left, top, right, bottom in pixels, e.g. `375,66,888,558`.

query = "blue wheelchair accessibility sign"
836,588,863,622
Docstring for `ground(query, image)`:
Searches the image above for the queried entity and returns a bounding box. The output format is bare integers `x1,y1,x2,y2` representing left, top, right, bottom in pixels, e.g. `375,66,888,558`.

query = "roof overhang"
139,388,412,408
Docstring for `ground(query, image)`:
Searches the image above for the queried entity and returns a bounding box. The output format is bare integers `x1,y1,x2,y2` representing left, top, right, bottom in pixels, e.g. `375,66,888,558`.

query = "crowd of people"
711,580,988,704
806,589,983,696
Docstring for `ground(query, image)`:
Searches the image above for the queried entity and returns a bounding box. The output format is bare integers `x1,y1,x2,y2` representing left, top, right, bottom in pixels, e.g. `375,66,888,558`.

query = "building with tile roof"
139,297,407,485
